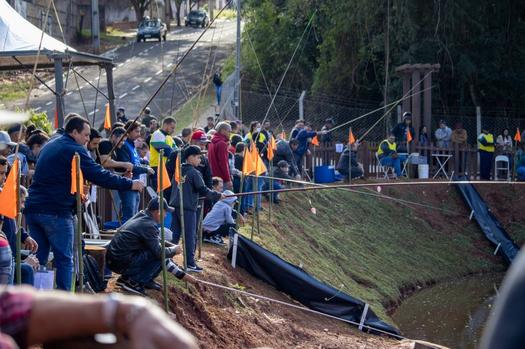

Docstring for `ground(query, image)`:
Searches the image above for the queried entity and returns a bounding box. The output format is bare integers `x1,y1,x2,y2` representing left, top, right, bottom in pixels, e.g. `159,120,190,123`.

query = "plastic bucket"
418,164,429,179
315,165,335,183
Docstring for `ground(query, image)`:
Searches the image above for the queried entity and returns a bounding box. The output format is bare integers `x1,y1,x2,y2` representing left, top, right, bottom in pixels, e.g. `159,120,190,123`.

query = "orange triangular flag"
514,128,521,142
407,128,413,143
252,144,267,176
348,128,356,145
70,155,84,195
311,135,320,146
174,154,181,184
0,158,19,219
242,142,256,175
54,109,59,129
267,136,277,161
157,159,172,192
104,104,112,130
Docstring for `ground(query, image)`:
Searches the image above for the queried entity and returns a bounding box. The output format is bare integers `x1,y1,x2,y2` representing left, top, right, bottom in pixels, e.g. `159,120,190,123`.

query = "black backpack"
83,254,107,293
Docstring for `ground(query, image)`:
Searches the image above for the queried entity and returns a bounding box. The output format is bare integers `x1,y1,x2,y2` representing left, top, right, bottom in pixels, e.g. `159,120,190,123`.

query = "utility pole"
208,0,214,19
233,0,241,120
91,0,100,53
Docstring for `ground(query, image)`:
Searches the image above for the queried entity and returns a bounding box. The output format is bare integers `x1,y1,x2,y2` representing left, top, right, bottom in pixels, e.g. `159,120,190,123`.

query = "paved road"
23,20,236,127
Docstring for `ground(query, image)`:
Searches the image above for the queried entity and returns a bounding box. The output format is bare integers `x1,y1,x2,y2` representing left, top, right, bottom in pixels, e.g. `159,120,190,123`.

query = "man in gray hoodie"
202,190,240,244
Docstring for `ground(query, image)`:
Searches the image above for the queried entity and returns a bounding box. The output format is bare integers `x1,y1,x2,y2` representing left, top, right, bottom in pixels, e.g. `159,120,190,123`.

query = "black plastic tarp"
228,234,401,337
456,181,519,264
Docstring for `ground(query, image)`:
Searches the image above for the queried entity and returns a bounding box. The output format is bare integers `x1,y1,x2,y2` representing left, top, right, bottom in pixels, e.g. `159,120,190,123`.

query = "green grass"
0,78,31,103
171,88,215,132
240,187,505,324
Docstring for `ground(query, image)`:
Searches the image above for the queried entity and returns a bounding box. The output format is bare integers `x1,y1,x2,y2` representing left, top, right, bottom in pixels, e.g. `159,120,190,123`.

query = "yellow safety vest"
246,131,267,144
150,134,175,166
478,133,495,153
377,139,396,156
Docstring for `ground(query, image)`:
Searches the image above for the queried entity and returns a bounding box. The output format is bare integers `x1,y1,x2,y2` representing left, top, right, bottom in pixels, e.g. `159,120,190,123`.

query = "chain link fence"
219,75,524,144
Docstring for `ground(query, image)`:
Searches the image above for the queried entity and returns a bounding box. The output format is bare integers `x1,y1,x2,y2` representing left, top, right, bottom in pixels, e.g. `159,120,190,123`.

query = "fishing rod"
225,180,524,198
101,0,233,167
245,174,463,215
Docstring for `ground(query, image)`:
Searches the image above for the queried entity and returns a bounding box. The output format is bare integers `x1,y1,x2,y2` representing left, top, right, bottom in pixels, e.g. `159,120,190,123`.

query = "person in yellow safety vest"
377,133,402,177
478,128,495,180
150,116,177,190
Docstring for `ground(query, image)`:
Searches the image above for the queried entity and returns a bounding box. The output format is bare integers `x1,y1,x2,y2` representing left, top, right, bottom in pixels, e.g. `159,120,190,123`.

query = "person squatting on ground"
336,142,364,180
202,190,242,245
170,146,224,273
106,198,189,296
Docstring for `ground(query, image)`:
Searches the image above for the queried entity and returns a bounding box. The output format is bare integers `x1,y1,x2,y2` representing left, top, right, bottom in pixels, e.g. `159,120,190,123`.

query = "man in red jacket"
208,122,232,190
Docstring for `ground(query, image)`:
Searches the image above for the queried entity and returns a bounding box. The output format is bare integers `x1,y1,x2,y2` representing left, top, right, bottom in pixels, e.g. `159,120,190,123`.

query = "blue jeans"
118,190,140,223
380,156,402,176
8,259,34,286
215,84,222,105
26,213,74,290
242,177,264,212
262,180,282,202
0,244,12,285
171,209,197,267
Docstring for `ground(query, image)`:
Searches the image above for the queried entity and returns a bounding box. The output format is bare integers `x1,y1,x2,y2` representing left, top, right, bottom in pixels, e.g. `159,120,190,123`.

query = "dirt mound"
109,244,405,349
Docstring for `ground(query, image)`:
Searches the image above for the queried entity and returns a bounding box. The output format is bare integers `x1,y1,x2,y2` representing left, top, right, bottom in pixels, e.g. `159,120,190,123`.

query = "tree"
174,0,184,26
130,0,152,23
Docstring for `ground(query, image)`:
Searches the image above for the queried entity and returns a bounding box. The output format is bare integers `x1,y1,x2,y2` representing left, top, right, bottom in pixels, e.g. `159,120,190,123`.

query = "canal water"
392,274,503,349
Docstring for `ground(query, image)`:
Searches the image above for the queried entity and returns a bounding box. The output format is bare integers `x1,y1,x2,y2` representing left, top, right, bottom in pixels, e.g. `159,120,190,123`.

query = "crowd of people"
0,108,524,347
377,112,525,180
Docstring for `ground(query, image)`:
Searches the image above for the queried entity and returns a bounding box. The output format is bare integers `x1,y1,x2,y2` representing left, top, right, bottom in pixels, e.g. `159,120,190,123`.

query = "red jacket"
208,132,231,182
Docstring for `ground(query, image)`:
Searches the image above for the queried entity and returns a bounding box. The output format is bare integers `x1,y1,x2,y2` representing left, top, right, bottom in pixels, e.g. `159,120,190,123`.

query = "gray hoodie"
202,192,237,232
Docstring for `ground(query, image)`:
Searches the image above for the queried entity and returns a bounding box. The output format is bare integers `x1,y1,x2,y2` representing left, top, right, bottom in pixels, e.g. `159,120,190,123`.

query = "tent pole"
54,56,64,126
105,64,116,125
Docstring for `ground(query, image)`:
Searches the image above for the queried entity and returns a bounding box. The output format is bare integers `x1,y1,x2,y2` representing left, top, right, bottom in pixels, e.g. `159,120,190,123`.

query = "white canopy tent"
0,0,116,126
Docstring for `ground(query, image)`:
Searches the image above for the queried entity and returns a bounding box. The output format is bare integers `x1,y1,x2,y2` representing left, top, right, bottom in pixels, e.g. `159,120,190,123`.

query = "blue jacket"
295,129,317,156
25,134,132,216
115,139,149,180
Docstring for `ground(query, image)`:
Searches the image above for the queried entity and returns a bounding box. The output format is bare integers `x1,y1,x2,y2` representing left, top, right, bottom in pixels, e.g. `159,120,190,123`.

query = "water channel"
392,274,503,349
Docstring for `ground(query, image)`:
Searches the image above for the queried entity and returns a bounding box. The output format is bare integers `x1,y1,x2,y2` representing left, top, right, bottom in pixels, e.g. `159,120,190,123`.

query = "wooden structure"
395,64,440,133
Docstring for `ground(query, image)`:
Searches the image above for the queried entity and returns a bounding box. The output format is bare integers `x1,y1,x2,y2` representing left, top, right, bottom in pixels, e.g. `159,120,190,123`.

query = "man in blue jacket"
24,114,144,290
115,121,154,223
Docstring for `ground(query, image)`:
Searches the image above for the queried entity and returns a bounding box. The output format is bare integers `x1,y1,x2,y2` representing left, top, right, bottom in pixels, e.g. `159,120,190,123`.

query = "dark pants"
479,151,494,180
338,166,364,180
205,223,236,239
262,180,283,202
171,209,197,267
108,250,162,285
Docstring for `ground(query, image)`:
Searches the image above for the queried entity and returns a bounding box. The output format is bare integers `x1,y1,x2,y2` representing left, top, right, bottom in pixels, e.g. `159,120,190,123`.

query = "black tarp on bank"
456,181,519,264
228,234,401,337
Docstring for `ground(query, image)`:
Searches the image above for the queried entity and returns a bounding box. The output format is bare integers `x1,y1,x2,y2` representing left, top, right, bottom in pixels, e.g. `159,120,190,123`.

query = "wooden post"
268,162,273,221
197,199,204,259
235,173,245,228
177,151,187,271
15,159,21,285
250,176,256,240
159,150,169,312
74,153,84,293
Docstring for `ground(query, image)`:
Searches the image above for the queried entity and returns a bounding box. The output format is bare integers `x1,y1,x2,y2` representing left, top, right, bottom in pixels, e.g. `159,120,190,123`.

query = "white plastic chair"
375,153,395,179
494,155,510,181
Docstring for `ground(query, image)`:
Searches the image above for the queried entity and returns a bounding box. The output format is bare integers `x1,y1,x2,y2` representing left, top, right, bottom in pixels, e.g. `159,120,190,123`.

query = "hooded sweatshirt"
202,194,237,232
208,132,231,182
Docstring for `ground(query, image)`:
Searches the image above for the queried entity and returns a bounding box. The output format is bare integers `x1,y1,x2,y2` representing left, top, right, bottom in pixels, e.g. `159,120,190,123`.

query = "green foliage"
242,0,525,112
27,110,52,134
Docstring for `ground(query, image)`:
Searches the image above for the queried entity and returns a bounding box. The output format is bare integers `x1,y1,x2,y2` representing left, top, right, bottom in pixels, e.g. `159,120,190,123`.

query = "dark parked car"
185,10,210,28
137,19,167,42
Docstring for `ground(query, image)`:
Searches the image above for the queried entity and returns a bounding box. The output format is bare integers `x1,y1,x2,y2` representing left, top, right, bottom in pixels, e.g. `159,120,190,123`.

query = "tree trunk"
175,0,182,26
133,4,143,23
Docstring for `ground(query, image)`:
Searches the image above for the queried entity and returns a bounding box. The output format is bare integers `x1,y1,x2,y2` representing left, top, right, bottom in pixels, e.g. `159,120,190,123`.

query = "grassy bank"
173,86,215,132
239,184,507,323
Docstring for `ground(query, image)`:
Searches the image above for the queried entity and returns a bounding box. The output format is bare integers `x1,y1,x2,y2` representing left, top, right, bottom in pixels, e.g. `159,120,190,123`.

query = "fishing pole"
224,180,524,198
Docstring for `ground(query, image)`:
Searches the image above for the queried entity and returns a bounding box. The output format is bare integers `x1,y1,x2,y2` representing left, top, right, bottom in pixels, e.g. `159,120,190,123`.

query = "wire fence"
219,75,525,144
